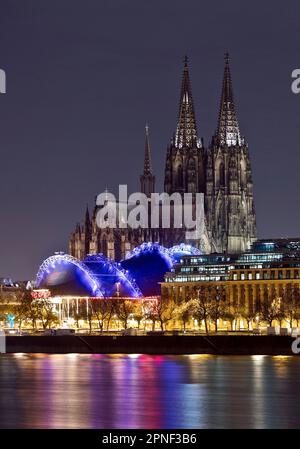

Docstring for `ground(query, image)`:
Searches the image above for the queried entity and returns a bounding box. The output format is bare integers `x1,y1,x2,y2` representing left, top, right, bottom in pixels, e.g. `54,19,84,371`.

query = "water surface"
0,354,300,428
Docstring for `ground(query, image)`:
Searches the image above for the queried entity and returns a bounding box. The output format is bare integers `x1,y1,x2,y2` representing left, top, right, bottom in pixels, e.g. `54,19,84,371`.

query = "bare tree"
23,292,41,330
132,301,143,330
208,286,227,332
282,286,300,329
38,299,59,329
91,298,114,332
174,299,194,331
260,293,283,327
143,299,158,331
114,299,136,329
190,287,211,334
145,298,174,331
222,311,235,331
238,305,257,332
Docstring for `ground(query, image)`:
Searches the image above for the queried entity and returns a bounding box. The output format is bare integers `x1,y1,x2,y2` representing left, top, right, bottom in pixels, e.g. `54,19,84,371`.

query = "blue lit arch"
121,242,174,296
125,242,174,267
168,243,202,263
36,243,202,299
36,253,104,297
83,254,142,298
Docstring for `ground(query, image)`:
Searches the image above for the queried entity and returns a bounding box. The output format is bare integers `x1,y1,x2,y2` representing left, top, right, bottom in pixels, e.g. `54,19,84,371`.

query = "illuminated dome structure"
36,253,104,297
121,242,173,296
82,254,141,297
36,252,141,298
120,242,201,296
168,243,202,263
36,244,201,298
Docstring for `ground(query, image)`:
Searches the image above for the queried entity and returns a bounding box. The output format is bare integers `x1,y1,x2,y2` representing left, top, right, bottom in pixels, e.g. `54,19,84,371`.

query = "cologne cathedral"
69,54,257,261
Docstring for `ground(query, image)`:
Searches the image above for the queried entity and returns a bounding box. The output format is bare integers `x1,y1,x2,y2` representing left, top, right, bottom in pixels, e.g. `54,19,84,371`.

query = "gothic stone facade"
69,54,257,261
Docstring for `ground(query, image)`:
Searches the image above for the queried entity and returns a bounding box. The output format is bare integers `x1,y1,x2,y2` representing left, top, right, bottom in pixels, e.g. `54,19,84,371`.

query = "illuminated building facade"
162,239,300,328
205,54,256,253
34,243,200,329
69,54,256,261
32,241,300,331
36,243,201,298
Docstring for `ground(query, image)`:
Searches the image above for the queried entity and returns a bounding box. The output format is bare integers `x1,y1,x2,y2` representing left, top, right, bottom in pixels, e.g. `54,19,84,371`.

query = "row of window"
179,266,228,274
237,253,283,262
232,269,300,281
165,269,300,284
165,275,226,283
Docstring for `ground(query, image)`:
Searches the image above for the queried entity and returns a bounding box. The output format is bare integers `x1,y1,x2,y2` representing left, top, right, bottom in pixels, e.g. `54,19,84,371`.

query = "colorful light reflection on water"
1,354,300,428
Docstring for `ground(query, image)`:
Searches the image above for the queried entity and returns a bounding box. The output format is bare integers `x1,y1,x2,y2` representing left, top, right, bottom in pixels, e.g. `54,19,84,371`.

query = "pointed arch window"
240,160,247,189
176,164,183,188
100,235,108,257
219,162,225,188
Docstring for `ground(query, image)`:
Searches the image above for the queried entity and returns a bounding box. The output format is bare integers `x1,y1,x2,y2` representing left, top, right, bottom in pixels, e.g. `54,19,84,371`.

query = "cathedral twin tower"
70,54,257,260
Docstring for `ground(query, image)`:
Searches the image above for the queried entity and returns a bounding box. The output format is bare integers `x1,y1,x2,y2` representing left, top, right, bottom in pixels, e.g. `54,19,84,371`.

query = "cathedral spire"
85,204,90,226
215,52,242,147
143,124,152,175
140,124,155,197
84,204,91,255
175,56,200,149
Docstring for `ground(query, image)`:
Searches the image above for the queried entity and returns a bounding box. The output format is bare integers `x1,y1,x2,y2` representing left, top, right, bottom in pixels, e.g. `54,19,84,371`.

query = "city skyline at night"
2,2,300,436
1,1,300,280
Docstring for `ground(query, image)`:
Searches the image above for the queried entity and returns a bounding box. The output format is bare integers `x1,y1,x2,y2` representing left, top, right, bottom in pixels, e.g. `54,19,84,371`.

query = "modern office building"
162,239,300,328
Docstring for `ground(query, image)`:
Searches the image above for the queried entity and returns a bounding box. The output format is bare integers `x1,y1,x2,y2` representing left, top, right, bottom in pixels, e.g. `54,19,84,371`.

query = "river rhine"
0,354,300,428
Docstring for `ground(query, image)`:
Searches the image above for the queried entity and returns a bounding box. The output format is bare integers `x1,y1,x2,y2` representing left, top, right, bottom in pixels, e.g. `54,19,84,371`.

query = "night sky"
1,0,300,280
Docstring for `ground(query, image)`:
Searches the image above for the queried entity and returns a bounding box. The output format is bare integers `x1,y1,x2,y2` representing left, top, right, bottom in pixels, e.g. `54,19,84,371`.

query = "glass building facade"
162,239,300,325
